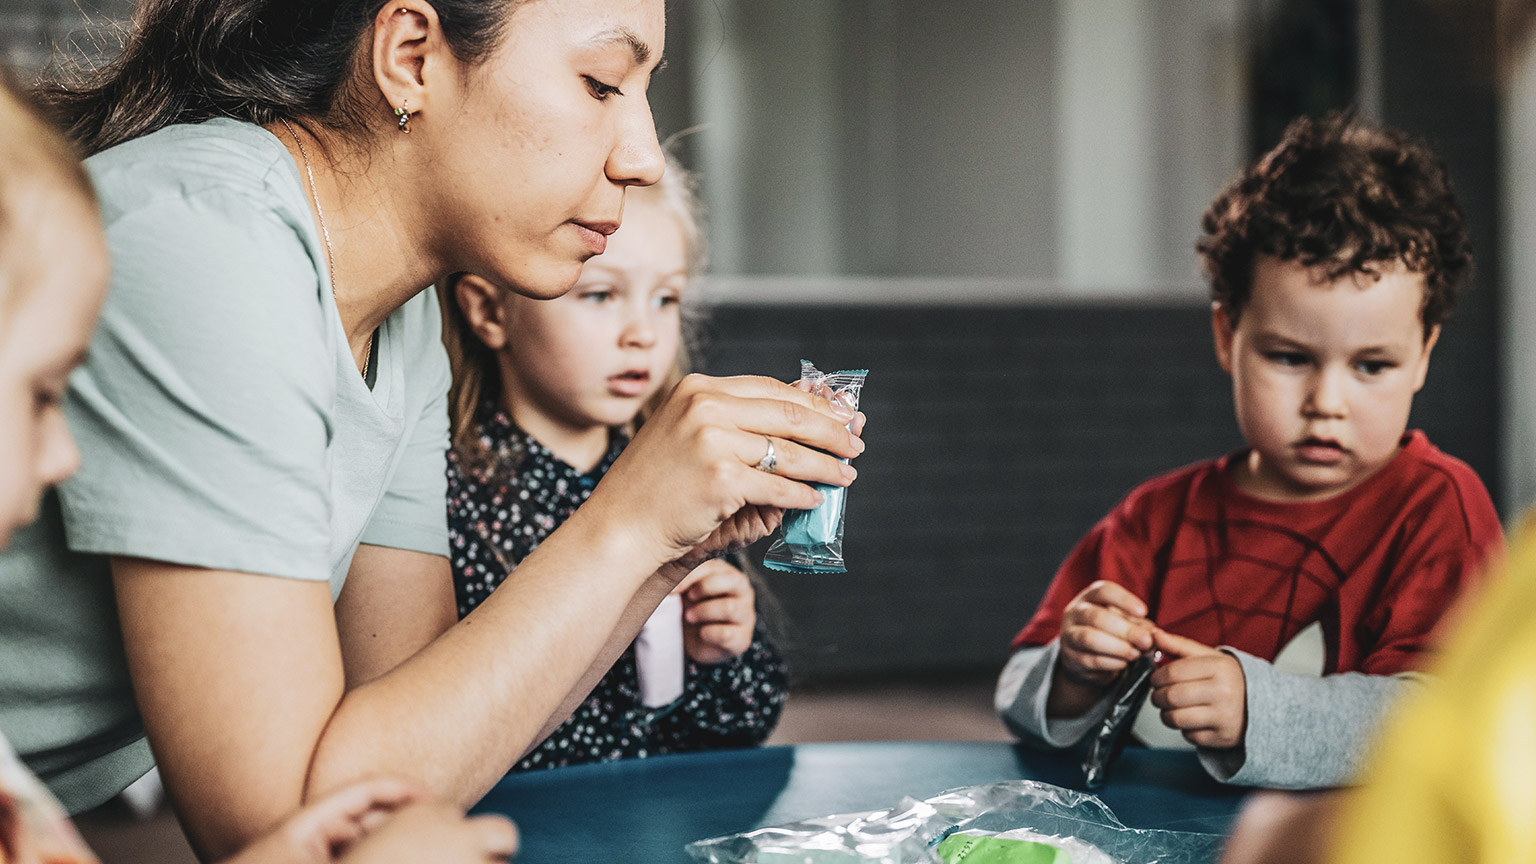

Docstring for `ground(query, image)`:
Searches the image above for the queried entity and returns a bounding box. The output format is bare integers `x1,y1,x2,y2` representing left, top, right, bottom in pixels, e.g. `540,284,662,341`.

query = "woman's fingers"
710,373,859,423
737,433,856,488
732,458,829,512
676,376,863,458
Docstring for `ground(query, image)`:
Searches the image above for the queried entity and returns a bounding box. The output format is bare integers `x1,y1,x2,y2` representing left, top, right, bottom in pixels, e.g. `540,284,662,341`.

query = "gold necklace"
279,118,373,380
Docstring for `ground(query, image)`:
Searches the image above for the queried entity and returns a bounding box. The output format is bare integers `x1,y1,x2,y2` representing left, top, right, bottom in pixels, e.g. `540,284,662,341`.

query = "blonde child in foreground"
440,157,787,769
996,113,1503,789
0,75,512,864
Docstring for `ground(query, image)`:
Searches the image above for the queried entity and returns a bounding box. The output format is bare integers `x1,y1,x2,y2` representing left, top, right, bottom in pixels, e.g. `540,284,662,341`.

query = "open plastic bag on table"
685,780,1224,864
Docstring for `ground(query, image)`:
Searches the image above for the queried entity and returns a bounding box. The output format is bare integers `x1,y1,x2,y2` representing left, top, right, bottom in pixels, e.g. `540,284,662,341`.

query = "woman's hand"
582,374,865,575
674,559,757,665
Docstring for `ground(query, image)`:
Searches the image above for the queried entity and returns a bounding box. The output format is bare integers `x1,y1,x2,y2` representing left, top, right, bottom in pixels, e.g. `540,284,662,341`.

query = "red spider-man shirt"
1013,431,1504,675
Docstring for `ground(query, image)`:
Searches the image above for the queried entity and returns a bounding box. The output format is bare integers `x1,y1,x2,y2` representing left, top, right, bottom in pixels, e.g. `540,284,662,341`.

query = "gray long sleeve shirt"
994,639,1421,788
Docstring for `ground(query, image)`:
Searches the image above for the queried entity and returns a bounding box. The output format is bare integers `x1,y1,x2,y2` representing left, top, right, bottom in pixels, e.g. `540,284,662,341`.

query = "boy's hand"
675,559,757,665
1149,630,1247,750
1056,580,1156,687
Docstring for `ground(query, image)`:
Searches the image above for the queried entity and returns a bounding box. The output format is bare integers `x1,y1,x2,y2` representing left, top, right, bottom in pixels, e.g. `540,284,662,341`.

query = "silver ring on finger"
754,435,778,474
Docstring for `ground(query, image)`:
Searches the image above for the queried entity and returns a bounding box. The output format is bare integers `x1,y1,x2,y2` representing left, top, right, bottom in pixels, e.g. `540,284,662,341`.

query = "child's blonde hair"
438,150,706,479
0,70,96,321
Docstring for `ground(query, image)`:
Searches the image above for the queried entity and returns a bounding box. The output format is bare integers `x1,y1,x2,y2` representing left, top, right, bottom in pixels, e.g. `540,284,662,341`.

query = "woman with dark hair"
0,0,864,859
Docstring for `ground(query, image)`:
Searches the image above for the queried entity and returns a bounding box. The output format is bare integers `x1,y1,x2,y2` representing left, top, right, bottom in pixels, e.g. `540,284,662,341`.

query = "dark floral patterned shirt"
446,407,788,771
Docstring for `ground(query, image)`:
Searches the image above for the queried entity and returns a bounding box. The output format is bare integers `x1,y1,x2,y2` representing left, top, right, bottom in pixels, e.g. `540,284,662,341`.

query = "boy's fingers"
1150,679,1222,710
1159,705,1219,732
1074,604,1154,652
1080,581,1149,619
1151,657,1208,689
1183,728,1234,749
1152,628,1218,659
1062,625,1139,665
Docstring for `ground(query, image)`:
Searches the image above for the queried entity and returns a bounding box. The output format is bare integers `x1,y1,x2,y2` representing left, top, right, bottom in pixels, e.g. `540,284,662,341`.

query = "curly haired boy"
995,113,1504,789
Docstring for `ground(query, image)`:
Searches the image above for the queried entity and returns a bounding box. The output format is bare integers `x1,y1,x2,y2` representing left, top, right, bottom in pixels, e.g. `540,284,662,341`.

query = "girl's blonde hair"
0,70,97,321
438,150,706,479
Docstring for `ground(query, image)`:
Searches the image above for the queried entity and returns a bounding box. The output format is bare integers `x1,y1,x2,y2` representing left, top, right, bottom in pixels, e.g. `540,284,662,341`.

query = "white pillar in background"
1055,0,1157,294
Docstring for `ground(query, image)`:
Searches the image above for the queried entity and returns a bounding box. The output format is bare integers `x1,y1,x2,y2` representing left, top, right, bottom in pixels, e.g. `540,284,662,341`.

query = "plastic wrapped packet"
1083,652,1158,790
763,360,867,574
685,780,1224,864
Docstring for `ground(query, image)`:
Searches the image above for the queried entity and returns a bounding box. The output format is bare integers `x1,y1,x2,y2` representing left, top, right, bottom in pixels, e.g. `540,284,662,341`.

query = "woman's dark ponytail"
39,0,516,156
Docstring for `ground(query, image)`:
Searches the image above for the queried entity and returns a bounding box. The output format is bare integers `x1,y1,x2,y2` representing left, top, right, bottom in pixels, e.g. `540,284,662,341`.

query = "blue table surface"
472,741,1247,863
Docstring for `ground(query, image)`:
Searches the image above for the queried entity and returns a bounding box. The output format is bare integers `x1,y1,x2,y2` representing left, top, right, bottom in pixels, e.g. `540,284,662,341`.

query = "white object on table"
636,593,686,708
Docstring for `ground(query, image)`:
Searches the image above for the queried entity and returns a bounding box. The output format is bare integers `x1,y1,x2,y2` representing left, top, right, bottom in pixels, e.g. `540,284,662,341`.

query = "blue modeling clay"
764,360,866,574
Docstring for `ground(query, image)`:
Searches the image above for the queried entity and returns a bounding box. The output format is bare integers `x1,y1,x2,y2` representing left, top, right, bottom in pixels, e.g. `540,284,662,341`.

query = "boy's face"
1213,255,1438,502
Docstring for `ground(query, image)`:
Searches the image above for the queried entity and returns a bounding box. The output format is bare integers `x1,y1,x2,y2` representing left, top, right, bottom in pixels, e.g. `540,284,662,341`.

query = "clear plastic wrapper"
686,780,1223,864
763,360,867,574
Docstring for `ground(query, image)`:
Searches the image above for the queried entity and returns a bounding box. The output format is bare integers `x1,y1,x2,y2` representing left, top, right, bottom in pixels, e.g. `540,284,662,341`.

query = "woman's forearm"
305,508,670,808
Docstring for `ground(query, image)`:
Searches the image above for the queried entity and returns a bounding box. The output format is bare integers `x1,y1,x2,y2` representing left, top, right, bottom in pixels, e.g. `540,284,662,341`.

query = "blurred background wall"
4,0,1513,684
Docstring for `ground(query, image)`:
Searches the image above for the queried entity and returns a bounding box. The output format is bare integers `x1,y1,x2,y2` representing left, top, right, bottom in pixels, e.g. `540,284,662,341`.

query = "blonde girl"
441,158,787,769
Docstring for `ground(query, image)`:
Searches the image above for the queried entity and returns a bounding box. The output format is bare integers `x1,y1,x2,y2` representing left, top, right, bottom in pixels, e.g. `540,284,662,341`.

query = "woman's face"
497,194,686,435
428,0,667,301
0,189,108,547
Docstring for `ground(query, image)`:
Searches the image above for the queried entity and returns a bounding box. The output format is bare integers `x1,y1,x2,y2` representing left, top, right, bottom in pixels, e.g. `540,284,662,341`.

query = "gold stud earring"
394,101,412,134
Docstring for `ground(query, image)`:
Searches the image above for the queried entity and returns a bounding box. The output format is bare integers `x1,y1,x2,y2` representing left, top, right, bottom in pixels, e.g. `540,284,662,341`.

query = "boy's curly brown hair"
1197,112,1472,337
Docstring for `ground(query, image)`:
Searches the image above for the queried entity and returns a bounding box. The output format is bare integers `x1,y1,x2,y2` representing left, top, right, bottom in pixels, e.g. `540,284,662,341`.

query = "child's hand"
336,801,516,864
220,777,419,864
1149,630,1247,750
1055,580,1156,688
674,559,757,665
219,778,515,864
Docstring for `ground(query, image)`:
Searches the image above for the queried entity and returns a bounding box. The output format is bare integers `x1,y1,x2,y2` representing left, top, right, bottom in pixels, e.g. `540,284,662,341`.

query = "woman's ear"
455,275,511,350
1212,301,1236,374
371,1,450,126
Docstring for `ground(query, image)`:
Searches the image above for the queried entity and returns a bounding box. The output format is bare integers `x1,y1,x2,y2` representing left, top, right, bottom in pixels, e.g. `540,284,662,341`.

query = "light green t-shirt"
0,118,451,813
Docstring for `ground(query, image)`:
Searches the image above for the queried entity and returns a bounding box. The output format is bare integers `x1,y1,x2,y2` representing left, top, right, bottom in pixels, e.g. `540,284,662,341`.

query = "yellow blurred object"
1333,510,1536,862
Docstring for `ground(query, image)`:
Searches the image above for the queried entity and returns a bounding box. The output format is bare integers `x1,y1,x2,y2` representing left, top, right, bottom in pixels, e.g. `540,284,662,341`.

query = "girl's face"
426,0,668,301
498,195,686,437
0,190,108,547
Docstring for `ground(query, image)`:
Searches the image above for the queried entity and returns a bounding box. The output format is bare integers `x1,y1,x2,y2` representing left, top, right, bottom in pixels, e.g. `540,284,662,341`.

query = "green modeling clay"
936,833,1074,864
